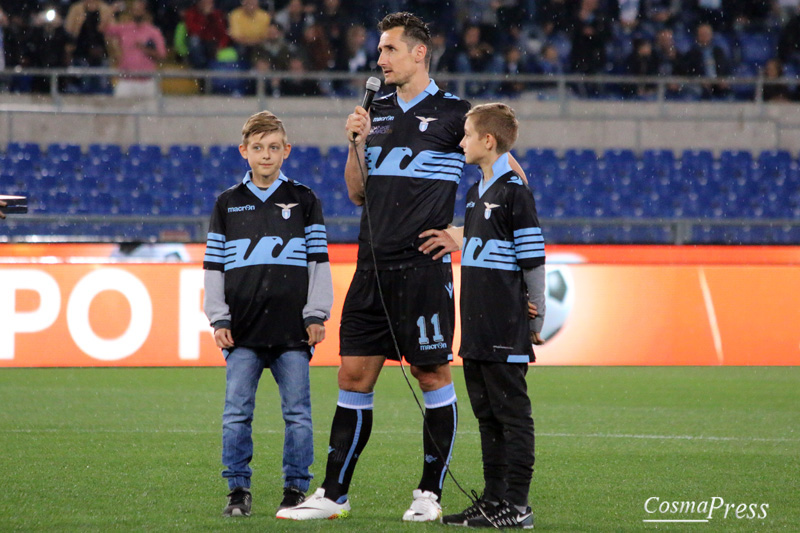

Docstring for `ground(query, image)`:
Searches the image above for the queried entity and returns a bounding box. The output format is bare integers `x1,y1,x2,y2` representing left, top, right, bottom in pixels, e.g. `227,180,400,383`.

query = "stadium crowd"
1,0,799,100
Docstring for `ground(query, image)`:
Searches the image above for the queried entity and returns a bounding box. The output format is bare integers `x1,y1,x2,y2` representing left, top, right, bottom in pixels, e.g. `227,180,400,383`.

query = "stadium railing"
0,67,796,106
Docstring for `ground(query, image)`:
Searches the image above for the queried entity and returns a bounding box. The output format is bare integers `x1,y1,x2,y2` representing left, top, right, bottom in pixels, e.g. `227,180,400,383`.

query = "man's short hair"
378,12,432,67
241,110,287,145
465,103,519,154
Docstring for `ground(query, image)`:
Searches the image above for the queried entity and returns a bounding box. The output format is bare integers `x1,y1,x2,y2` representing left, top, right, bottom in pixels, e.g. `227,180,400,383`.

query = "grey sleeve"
523,265,546,333
203,269,231,330
303,261,333,328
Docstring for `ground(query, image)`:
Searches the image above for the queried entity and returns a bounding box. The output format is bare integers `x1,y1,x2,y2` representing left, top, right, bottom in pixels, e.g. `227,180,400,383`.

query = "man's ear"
415,43,428,64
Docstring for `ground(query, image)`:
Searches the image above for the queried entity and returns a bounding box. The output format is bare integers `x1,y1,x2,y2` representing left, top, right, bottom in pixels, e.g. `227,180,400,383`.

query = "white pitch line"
2,428,797,443
539,432,798,443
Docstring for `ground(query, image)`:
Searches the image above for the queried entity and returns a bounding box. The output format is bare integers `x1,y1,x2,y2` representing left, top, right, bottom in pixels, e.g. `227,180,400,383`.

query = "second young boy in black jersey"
443,103,545,529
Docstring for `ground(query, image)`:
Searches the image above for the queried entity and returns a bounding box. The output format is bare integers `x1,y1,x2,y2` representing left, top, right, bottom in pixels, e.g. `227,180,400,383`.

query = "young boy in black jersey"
203,110,333,519
441,103,545,529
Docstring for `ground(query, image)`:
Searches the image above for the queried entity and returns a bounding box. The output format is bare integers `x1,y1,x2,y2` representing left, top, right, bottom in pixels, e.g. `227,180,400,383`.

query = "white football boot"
275,488,350,520
402,489,442,522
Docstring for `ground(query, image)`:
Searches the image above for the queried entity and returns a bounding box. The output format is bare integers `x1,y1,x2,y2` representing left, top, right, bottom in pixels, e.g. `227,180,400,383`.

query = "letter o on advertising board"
66,269,153,360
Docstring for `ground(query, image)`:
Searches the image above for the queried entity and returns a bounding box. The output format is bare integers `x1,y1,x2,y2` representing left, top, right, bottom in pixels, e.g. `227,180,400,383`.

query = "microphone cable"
348,133,500,529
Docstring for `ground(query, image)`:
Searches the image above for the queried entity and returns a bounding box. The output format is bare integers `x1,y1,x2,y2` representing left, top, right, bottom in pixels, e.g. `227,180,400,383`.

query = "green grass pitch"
1,366,797,531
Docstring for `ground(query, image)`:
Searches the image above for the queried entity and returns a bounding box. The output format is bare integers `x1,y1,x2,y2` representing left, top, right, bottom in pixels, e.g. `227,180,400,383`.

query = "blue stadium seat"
88,143,123,161
47,143,82,163
128,144,163,165
207,144,242,167
168,144,203,166
292,145,322,165
209,61,249,95
525,148,562,186
737,32,775,68
731,63,757,101
757,150,796,185
326,146,348,165
641,149,675,189
6,142,41,162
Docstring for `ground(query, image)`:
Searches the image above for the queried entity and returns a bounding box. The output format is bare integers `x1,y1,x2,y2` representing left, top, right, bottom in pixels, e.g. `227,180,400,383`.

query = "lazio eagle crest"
276,203,298,220
416,116,438,132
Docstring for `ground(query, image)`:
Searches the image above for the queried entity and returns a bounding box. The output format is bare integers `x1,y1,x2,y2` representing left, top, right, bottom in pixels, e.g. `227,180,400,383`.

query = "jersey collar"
478,152,513,198
396,79,439,113
243,170,287,202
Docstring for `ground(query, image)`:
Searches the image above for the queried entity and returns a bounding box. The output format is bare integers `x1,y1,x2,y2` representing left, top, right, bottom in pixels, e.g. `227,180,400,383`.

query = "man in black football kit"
279,12,465,522
279,13,531,523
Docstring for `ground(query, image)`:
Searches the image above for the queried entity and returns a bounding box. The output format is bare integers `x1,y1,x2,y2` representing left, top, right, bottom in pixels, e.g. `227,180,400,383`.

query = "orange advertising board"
1,259,798,367
3,243,800,265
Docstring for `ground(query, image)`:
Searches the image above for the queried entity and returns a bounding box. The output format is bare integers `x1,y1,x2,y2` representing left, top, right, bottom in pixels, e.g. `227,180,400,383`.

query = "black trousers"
463,359,535,507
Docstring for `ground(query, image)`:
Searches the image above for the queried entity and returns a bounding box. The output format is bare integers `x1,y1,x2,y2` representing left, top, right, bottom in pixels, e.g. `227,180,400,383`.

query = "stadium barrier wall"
1,244,799,367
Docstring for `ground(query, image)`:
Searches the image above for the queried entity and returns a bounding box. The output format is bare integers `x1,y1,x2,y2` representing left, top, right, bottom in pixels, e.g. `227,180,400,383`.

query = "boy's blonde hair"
465,103,518,154
241,110,288,146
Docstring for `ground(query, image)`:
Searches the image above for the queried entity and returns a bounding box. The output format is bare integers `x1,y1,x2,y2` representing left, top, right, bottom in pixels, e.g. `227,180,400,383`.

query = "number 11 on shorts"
417,313,445,346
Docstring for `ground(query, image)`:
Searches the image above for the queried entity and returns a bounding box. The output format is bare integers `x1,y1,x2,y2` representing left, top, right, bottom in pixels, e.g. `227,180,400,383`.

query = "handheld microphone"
352,77,382,141
361,76,381,111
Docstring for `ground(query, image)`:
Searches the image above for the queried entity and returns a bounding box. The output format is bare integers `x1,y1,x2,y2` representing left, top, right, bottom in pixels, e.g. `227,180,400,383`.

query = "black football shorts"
340,264,455,366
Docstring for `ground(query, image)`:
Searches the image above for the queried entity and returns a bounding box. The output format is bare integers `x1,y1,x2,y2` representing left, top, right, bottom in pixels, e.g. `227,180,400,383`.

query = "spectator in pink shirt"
105,0,167,97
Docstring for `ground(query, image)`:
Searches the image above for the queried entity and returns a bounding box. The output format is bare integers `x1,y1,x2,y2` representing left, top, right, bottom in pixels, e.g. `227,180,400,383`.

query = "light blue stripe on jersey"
462,237,521,271
366,147,465,182
514,227,545,259
423,383,457,409
305,224,328,255
223,236,307,270
204,232,226,263
337,390,374,410
507,355,531,363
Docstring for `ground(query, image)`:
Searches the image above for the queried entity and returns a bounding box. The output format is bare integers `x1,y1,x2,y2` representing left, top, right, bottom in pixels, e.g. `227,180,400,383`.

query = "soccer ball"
541,263,575,341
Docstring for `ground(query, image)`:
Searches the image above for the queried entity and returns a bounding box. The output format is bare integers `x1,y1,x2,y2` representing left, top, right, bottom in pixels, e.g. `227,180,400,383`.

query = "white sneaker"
402,489,442,522
275,488,350,520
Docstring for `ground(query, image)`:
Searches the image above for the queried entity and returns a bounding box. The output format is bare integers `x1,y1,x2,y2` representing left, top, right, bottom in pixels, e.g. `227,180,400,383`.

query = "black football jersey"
359,80,471,270
203,171,329,349
459,154,545,363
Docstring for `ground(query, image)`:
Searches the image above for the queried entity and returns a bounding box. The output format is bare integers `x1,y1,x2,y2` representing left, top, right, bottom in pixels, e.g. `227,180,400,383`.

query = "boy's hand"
346,106,371,145
531,331,545,345
528,302,538,319
418,229,459,260
307,323,325,346
214,328,234,349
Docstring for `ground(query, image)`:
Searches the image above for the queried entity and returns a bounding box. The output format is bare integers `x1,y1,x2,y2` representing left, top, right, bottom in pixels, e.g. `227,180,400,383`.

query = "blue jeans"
222,346,313,491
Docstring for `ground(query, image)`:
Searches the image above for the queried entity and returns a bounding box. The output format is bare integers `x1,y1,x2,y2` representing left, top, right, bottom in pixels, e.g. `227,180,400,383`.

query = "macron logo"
228,205,256,213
